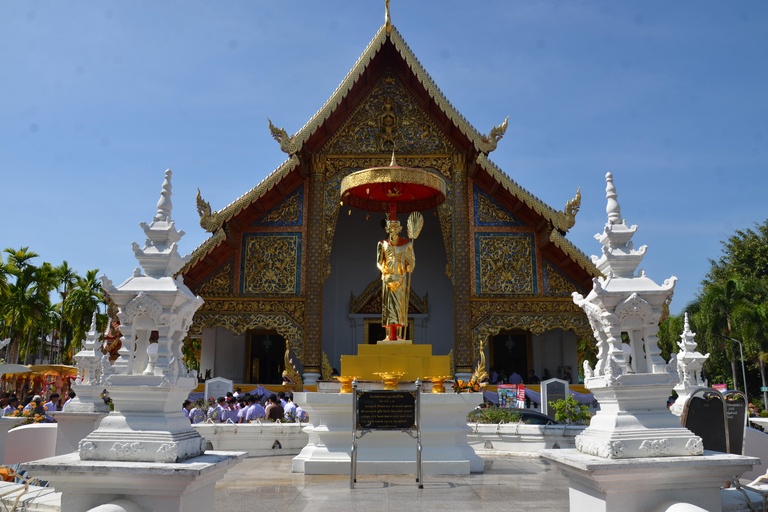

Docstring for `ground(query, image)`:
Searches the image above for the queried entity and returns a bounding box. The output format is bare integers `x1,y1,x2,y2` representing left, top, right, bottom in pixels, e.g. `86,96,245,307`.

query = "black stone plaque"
356,391,416,430
683,389,727,453
543,380,566,419
724,391,747,455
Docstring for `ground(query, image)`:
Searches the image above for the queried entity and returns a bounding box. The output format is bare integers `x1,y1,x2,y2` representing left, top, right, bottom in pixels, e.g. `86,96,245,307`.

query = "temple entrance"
490,330,531,383
244,330,285,384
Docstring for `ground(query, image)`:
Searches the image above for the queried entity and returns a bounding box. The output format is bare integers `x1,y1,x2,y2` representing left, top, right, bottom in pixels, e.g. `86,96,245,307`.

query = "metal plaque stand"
350,379,423,489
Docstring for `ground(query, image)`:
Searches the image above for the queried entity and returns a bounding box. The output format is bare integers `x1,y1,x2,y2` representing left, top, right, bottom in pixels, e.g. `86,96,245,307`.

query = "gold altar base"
377,339,412,345
340,343,450,382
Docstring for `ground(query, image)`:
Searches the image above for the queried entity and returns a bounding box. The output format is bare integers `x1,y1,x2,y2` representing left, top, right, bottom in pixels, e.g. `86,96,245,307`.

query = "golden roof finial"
390,149,397,167
385,0,392,34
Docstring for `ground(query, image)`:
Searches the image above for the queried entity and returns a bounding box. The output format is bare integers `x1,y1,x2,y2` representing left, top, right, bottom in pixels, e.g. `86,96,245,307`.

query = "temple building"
178,12,600,385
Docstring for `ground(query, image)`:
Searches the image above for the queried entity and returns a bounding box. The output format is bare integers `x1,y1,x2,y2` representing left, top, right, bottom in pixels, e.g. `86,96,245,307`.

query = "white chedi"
669,313,709,417
65,312,109,413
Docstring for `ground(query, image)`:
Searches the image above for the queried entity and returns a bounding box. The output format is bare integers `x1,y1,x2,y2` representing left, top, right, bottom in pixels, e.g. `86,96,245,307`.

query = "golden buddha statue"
377,219,415,341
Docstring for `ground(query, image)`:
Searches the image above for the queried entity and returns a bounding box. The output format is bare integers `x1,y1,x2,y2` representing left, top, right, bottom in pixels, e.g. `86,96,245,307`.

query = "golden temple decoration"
476,116,509,154
324,69,454,155
548,231,601,278
321,351,333,381
385,0,392,34
448,349,454,378
544,260,577,297
190,312,304,359
197,298,304,324
375,371,404,390
477,234,535,295
196,189,223,233
470,298,585,323
470,337,490,385
282,346,304,392
261,192,301,225
563,187,581,232
242,234,300,295
477,192,519,225
195,261,232,297
268,118,301,156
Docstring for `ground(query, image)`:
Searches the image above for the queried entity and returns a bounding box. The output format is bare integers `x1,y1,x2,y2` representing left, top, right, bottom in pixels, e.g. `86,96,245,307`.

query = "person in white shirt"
237,396,251,423
212,397,226,422
43,393,60,413
284,395,297,421
189,401,205,424
233,387,241,398
3,398,19,416
63,390,76,408
245,396,265,422
278,391,288,408
183,400,192,421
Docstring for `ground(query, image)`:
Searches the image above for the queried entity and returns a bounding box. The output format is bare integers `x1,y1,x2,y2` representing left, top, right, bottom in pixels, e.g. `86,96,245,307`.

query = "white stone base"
467,423,585,456
577,374,703,458
21,450,245,512
541,449,758,512
50,411,108,456
292,392,483,475
193,422,308,457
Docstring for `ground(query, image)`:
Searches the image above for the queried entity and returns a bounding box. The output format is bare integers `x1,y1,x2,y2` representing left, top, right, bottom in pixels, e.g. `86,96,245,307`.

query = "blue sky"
1,1,766,315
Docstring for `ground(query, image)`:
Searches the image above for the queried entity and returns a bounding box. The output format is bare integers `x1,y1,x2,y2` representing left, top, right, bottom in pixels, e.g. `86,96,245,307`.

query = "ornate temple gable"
240,233,302,296
350,277,427,315
323,68,455,155
473,233,537,296
251,187,303,227
544,259,584,297
192,258,233,297
473,187,524,227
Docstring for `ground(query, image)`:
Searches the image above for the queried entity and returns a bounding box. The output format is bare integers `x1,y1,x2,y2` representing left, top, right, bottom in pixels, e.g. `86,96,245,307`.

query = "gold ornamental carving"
470,299,583,323
261,192,301,225
242,234,300,295
198,298,304,323
477,193,519,226
477,234,535,295
544,260,578,297
268,118,301,156
350,277,427,315
190,312,304,360
196,189,223,234
195,261,232,297
323,68,454,155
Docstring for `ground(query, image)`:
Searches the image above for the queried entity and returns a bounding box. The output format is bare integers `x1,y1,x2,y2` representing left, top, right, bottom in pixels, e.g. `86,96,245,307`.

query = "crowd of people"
183,389,307,424
0,390,77,421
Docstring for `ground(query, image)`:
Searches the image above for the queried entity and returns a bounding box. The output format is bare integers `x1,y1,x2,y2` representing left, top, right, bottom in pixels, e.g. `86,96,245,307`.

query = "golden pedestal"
340,343,450,383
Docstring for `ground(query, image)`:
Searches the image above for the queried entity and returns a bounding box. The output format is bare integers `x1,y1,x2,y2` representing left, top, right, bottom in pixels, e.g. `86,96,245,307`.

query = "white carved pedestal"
22,451,245,512
292,391,483,475
51,411,108,456
542,449,758,512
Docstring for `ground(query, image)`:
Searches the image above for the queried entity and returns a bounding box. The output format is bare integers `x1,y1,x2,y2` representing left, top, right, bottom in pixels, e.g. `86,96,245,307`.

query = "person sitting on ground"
64,390,76,407
44,393,60,413
245,395,266,422
265,394,284,422
3,397,19,416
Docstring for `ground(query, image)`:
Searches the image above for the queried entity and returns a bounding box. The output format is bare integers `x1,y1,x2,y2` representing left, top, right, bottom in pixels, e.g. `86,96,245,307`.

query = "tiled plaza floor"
215,455,569,512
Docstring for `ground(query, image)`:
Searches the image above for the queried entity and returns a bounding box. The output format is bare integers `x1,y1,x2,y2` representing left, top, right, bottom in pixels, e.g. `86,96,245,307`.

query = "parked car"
508,408,560,425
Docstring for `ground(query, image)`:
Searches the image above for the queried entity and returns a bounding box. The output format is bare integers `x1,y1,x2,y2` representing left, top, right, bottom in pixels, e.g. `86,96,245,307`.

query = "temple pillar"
452,154,473,374
303,153,326,383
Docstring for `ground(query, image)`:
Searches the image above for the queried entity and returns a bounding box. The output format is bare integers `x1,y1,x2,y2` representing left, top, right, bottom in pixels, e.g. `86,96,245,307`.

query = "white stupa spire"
605,172,622,225
154,169,173,222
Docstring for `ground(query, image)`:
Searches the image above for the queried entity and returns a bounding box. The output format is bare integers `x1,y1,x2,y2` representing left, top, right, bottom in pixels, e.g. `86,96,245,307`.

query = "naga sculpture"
268,118,300,155
477,116,509,154
282,346,304,392
562,187,581,232
196,189,222,233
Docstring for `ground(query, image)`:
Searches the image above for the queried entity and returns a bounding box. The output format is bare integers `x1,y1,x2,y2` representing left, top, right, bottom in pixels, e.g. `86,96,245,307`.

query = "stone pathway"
215,455,569,512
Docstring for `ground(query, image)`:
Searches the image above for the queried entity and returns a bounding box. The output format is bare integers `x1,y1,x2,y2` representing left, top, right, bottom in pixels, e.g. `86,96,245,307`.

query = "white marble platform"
292,391,483,475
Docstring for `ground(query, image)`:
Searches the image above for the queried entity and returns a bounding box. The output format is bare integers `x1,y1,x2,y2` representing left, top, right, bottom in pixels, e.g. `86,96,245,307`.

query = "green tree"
62,269,104,361
707,220,768,284
1,247,40,363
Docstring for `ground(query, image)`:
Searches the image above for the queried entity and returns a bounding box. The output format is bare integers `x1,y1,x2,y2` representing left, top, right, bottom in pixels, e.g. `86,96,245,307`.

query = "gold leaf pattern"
195,262,232,297
260,192,300,225
477,234,535,295
242,235,300,295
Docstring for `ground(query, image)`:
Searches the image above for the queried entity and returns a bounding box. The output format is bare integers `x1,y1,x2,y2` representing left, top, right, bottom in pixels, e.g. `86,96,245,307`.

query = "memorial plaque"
204,377,233,401
541,379,568,419
724,391,747,455
356,391,416,430
683,389,727,453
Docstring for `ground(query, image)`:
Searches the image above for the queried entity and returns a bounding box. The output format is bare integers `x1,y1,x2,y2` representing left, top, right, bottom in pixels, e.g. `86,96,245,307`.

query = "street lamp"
717,334,748,401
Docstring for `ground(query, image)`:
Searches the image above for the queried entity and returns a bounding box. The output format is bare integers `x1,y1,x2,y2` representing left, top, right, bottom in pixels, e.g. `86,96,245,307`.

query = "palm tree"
54,261,78,363
62,269,104,361
2,247,40,363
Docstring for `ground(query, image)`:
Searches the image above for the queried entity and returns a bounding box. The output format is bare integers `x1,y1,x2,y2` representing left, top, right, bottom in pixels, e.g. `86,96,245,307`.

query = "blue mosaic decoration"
241,233,301,295
252,187,303,227
474,187,523,227
475,233,537,295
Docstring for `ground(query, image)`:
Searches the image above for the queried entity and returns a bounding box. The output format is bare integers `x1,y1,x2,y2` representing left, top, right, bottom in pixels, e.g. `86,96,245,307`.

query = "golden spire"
385,0,392,34
390,149,397,167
